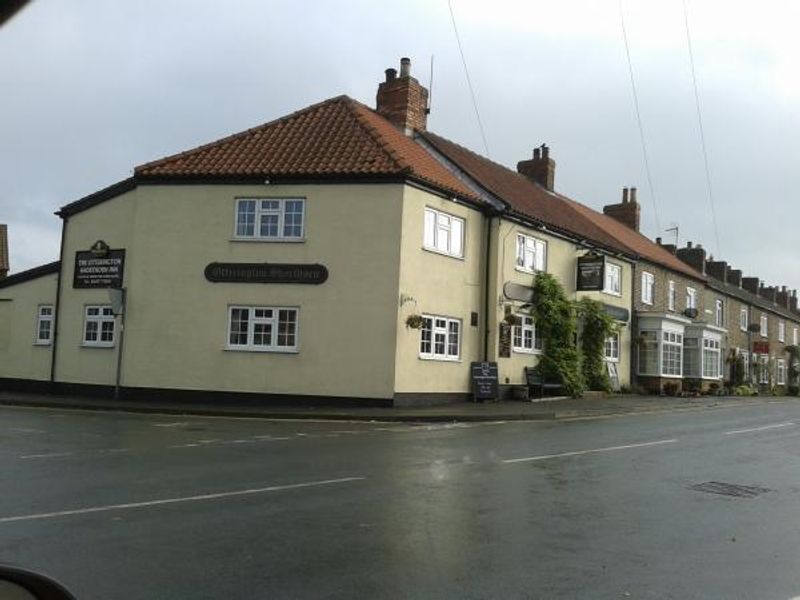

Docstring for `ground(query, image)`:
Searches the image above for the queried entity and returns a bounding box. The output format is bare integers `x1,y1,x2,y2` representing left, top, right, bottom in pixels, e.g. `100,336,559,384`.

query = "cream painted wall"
56,183,403,399
487,219,632,388
0,273,58,381
393,187,485,394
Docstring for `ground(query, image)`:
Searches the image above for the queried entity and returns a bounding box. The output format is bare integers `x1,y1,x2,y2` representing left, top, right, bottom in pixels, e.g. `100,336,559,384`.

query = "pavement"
0,389,789,422
4,401,800,599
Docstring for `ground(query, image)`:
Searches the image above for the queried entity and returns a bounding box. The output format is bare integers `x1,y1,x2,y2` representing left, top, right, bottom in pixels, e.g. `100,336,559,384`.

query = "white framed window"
419,315,461,360
777,358,786,385
512,315,542,354
702,338,721,379
778,320,785,342
641,272,655,305
740,350,750,383
683,337,700,378
715,299,724,327
83,305,115,347
759,354,770,384
515,233,546,273
662,331,683,376
226,306,298,352
760,314,768,337
604,332,620,362
740,308,748,332
637,331,659,375
604,263,621,296
793,327,798,346
668,280,676,311
423,207,464,258
686,287,697,310
234,198,305,241
35,305,54,345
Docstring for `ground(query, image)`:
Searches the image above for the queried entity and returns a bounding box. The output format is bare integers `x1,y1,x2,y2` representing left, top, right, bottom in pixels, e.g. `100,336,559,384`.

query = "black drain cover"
689,481,772,498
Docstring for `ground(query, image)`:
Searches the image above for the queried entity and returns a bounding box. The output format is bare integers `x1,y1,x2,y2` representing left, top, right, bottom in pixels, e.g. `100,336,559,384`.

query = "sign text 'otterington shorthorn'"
204,263,329,284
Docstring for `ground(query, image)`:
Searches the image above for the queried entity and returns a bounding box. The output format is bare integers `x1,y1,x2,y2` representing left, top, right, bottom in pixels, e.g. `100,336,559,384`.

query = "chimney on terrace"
376,57,429,135
676,241,706,275
602,187,641,232
517,144,556,191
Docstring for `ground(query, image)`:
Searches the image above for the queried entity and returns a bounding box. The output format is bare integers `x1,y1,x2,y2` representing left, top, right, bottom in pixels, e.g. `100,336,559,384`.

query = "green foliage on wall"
576,298,617,392
531,273,585,397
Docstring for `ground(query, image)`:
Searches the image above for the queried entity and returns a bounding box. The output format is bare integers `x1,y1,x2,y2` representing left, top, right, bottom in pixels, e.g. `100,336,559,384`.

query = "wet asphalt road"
1,402,800,599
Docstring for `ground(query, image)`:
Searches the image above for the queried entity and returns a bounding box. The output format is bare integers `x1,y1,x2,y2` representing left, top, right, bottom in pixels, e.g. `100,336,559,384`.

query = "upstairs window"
668,280,676,311
686,287,697,310
83,305,115,347
715,299,724,327
515,234,546,273
423,208,464,258
760,314,768,337
604,263,621,295
35,305,54,345
794,327,798,346
740,308,748,332
778,320,785,342
641,272,655,305
235,198,305,240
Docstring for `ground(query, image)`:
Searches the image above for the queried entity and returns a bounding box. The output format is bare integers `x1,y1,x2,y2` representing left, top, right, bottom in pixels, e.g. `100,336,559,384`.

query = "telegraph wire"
682,0,722,257
618,0,662,233
447,0,490,157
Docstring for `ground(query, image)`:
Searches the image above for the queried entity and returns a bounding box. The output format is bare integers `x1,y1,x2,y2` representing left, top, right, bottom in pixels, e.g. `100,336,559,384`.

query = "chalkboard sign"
470,361,499,402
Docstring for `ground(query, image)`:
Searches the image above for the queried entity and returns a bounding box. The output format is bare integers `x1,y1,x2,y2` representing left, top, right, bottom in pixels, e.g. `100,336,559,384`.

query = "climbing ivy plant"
531,273,585,397
576,298,617,392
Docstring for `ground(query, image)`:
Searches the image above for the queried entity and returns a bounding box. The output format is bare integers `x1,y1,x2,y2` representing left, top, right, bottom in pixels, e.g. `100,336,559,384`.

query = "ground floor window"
740,350,750,383
662,331,683,376
758,354,770,384
83,305,115,347
420,315,460,361
777,358,786,385
683,338,700,378
702,338,721,379
227,306,298,351
36,305,54,345
637,331,659,375
604,332,619,362
513,315,542,354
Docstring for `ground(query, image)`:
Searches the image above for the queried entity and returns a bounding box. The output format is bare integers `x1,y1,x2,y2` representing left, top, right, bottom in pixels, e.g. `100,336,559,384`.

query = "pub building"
0,58,796,404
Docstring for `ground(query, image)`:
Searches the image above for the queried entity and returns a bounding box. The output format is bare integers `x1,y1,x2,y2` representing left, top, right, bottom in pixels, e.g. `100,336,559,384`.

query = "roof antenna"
427,54,434,115
665,224,679,246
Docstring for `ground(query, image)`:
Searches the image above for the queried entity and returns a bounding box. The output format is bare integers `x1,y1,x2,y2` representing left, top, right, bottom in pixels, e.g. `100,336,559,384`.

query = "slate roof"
134,95,479,202
0,261,60,289
419,131,704,280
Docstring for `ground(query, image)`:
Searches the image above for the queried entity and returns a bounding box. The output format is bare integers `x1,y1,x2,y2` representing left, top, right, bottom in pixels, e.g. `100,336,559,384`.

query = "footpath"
0,390,788,423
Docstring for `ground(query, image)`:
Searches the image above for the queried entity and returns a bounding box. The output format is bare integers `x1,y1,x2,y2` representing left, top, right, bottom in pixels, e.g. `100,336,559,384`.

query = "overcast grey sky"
2,1,798,288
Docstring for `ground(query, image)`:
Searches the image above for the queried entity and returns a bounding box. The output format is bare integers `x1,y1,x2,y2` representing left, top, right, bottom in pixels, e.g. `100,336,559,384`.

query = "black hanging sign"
576,254,606,291
73,241,125,289
205,262,328,285
470,361,499,402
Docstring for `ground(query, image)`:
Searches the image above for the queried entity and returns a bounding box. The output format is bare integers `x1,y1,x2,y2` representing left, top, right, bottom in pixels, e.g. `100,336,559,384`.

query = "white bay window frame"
423,207,464,258
419,315,461,361
226,306,299,352
234,198,305,241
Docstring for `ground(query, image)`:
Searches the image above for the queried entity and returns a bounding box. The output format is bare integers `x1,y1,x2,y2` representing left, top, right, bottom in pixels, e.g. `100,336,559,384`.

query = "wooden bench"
524,367,564,399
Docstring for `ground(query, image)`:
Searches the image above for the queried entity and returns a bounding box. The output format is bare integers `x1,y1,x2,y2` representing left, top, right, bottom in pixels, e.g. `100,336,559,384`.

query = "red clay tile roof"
420,131,704,280
0,224,8,272
135,96,479,202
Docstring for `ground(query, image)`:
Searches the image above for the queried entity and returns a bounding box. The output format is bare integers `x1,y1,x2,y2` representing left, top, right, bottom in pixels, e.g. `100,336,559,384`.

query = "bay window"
637,331,659,375
662,331,683,376
702,338,721,379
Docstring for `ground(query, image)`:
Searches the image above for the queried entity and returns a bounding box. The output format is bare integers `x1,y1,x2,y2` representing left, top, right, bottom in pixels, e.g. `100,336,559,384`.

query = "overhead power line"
682,0,722,257
447,0,490,157
618,0,662,233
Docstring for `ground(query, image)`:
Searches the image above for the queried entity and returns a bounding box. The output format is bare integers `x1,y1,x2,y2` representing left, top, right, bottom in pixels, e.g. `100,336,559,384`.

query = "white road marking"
98,448,130,454
19,452,73,460
724,422,795,435
254,436,291,441
168,444,201,448
0,476,366,524
502,439,679,464
11,428,45,434
153,422,189,428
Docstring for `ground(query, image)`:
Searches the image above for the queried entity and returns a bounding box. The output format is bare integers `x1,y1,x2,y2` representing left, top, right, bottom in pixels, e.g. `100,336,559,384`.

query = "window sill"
512,348,542,355
230,237,305,243
421,246,465,261
605,358,620,363
418,355,461,363
81,343,115,349
33,341,52,347
224,347,299,354
602,290,622,297
514,266,541,275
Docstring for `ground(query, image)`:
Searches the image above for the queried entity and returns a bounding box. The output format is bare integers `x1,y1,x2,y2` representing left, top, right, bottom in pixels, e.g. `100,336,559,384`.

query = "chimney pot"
399,57,411,78
622,187,629,203
384,68,397,82
376,57,429,134
656,236,662,244
517,142,556,191
533,147,541,160
630,186,637,203
687,241,693,249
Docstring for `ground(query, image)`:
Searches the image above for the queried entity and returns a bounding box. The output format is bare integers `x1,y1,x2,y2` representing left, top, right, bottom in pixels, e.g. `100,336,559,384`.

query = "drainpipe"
49,215,68,388
482,210,499,361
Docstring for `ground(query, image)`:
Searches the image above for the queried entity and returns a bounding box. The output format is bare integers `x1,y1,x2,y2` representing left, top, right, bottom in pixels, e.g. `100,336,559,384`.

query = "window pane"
434,332,446,356
277,309,297,347
100,321,115,342
260,213,279,237
283,200,304,238
450,218,463,257
84,321,98,342
436,224,450,253
40,306,52,317
447,320,459,356
253,322,272,346
423,210,436,248
420,317,433,354
516,236,525,267
88,307,99,316
229,308,249,346
237,200,256,236
38,321,51,341
535,240,546,271
261,200,280,211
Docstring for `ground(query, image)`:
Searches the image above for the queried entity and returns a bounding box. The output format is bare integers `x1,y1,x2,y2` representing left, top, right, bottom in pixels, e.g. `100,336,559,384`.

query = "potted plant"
503,313,522,327
405,314,425,329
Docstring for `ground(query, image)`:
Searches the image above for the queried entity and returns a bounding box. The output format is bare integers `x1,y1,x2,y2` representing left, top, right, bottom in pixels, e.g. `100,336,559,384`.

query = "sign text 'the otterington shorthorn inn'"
73,241,125,289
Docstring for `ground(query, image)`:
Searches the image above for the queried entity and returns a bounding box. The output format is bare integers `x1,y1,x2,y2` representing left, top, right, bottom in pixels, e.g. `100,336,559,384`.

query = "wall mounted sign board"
205,263,328,284
73,246,125,289
503,281,535,303
576,254,606,291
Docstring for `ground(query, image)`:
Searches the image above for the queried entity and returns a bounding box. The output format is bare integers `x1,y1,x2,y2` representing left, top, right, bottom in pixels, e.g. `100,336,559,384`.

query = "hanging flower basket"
503,313,521,327
405,314,425,329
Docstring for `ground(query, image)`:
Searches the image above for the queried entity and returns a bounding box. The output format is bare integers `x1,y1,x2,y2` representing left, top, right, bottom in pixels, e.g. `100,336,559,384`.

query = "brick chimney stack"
676,241,706,275
376,57,429,135
742,277,760,295
706,260,728,284
517,144,556,191
602,187,641,232
0,224,8,280
791,290,798,313
728,269,742,287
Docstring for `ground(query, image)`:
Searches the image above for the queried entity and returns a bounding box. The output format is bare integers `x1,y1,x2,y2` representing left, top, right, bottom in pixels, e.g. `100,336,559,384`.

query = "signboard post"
576,254,605,291
470,361,499,402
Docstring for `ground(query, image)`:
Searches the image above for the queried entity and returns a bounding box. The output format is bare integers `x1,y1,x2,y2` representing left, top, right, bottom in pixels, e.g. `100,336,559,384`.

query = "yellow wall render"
0,273,58,381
